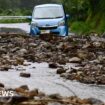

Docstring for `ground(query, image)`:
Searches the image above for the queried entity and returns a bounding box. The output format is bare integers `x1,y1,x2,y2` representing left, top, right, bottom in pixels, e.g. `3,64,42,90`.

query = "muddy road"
0,24,105,105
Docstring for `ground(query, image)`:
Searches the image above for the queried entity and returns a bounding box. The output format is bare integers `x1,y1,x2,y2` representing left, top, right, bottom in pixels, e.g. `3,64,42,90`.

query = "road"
0,23,75,35
0,62,105,102
0,23,30,33
0,23,105,102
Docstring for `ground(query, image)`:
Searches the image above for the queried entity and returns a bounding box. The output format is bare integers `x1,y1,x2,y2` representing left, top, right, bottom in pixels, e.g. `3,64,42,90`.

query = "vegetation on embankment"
62,0,105,35
0,19,30,23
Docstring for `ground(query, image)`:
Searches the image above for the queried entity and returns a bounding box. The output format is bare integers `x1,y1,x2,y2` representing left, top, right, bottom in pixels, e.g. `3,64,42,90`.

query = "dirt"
0,33,104,85
0,33,104,104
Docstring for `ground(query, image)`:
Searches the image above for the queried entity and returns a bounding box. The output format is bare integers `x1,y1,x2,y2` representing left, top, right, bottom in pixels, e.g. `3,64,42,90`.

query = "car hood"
31,18,64,26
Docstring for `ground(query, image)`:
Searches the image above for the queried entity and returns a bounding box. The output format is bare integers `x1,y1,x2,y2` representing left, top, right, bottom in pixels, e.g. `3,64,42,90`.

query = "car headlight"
31,23,38,28
58,20,65,26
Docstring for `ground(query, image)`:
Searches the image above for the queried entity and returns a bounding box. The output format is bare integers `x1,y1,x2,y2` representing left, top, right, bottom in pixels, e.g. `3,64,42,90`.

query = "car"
29,4,70,36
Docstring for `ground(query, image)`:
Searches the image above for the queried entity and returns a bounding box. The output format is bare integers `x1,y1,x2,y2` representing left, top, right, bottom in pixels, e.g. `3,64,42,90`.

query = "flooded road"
0,62,105,102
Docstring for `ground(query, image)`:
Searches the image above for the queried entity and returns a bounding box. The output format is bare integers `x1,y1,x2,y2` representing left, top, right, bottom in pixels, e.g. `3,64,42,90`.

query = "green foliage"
0,19,30,23
0,9,32,16
94,14,105,34
71,21,91,35
62,0,105,34
0,0,57,16
61,0,89,21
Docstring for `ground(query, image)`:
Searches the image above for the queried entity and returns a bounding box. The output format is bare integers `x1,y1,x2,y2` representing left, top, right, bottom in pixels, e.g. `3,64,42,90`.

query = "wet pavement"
0,23,30,33
0,62,105,102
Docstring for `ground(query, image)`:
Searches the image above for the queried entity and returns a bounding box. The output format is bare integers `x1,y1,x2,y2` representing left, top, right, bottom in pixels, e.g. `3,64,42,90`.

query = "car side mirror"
66,14,70,19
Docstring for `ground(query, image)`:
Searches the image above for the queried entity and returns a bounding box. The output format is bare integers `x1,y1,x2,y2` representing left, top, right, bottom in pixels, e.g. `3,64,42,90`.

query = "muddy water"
0,62,105,102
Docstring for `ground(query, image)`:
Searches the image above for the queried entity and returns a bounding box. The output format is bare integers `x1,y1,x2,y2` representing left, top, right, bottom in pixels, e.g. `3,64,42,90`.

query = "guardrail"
0,16,30,20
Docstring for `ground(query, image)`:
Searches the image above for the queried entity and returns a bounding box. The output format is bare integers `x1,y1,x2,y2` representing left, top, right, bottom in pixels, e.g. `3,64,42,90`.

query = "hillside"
62,0,105,34
0,0,58,15
87,0,105,33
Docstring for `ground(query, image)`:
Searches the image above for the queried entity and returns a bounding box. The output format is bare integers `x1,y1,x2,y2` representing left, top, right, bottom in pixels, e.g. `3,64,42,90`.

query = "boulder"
56,68,66,74
69,57,82,63
20,73,31,78
49,63,58,69
0,83,4,88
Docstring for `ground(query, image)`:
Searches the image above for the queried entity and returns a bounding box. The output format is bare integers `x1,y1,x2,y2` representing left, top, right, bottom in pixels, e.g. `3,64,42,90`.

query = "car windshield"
33,6,64,19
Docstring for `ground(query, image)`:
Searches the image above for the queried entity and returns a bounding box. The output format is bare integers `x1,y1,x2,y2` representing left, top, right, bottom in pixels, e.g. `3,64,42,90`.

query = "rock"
77,50,88,60
19,85,29,91
16,57,24,65
0,83,4,88
29,43,37,47
15,87,38,100
93,42,101,47
60,73,70,78
0,65,11,71
58,60,66,65
77,98,90,104
11,95,28,104
99,77,105,84
38,92,45,97
48,102,62,105
88,98,104,105
16,68,26,71
82,42,91,48
32,66,36,69
11,47,20,53
69,57,82,63
17,49,27,56
56,68,66,74
49,63,58,69
89,59,100,64
15,85,29,93
20,101,45,105
20,72,31,78
48,94,62,100
0,47,7,54
28,89,38,98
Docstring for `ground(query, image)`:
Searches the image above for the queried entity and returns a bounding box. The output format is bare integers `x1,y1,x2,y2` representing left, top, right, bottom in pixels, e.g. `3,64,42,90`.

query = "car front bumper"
30,25,68,36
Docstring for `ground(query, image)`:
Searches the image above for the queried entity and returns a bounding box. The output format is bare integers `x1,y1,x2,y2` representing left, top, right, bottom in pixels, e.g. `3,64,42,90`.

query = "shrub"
70,21,91,35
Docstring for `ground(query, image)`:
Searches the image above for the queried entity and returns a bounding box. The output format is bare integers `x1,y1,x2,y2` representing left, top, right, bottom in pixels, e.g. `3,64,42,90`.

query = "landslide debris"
0,33,104,104
0,34,105,85
0,84,104,105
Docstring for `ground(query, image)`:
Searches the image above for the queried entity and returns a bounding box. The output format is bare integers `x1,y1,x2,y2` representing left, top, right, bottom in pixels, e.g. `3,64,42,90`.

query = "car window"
33,6,64,19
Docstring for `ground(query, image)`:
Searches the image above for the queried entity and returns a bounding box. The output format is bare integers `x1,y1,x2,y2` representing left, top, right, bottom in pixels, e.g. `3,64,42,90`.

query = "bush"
70,21,91,35
0,9,32,16
0,19,30,23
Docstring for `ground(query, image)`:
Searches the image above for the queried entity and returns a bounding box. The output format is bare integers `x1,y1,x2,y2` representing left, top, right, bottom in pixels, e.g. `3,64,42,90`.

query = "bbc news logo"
0,90,14,97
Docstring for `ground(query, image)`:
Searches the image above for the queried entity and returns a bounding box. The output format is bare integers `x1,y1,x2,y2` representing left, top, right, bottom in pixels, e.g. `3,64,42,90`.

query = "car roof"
35,4,62,8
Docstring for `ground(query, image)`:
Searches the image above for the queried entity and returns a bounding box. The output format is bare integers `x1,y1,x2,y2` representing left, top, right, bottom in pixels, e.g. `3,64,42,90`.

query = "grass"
0,19,30,23
70,15,105,35
0,9,31,23
70,21,92,35
0,9,32,16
